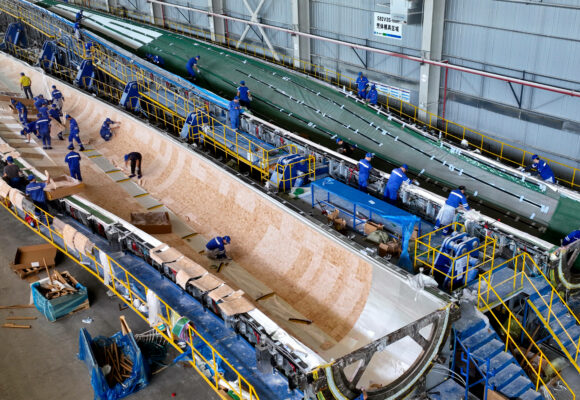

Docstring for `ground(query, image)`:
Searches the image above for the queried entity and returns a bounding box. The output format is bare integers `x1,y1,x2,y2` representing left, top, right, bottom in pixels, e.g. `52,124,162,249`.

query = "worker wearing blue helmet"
356,72,369,99
434,186,471,234
205,236,231,260
11,99,27,123
66,114,85,151
524,154,555,183
186,55,201,80
35,113,52,150
100,117,119,141
229,96,242,129
237,81,252,108
384,164,413,205
366,84,378,105
358,153,373,192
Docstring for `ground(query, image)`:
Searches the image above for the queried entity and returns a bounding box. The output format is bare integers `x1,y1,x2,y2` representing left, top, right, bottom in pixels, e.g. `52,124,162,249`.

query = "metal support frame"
508,71,525,109
235,0,280,62
290,0,310,68
207,0,225,43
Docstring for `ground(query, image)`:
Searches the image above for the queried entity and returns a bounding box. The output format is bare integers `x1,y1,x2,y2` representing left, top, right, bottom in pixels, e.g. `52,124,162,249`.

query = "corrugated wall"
443,0,580,166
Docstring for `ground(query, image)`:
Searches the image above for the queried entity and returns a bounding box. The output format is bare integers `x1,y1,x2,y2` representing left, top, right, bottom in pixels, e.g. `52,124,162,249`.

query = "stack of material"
44,175,85,200
94,342,135,388
9,244,57,280
36,270,78,300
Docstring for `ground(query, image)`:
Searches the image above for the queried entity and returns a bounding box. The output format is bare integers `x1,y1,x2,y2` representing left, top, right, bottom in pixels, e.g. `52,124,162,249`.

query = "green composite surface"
37,1,580,238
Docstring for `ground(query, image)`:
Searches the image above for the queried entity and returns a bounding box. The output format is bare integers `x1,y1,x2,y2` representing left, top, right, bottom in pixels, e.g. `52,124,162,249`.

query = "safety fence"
414,222,496,292
0,0,318,187
0,195,260,400
476,253,575,399
479,252,580,374
70,1,580,190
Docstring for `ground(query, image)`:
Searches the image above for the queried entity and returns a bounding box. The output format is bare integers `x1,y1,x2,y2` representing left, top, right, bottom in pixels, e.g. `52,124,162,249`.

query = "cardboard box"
364,221,384,235
10,243,58,279
378,240,401,258
130,211,172,234
45,175,85,200
1,95,36,115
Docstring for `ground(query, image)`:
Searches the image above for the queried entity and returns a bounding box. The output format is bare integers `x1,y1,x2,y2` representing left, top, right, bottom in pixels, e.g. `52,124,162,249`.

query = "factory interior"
0,1,579,399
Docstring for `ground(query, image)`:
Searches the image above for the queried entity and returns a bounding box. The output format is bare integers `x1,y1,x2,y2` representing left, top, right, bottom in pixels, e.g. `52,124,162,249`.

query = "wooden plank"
6,316,37,320
2,323,31,329
0,304,34,309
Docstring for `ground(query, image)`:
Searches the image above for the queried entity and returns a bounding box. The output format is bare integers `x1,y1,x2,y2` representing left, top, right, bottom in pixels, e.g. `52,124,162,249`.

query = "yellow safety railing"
414,222,496,291
0,196,260,400
476,278,574,399
479,252,580,374
81,2,580,190
273,153,317,191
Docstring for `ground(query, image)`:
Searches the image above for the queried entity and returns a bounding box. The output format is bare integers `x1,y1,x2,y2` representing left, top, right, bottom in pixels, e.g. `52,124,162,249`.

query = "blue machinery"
434,233,481,289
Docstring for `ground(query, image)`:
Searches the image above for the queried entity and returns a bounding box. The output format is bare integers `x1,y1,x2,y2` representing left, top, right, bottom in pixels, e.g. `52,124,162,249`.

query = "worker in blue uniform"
51,85,64,110
100,118,117,141
84,41,93,57
124,152,142,178
26,174,49,215
356,72,369,99
11,99,27,123
524,154,555,183
237,81,252,108
21,119,37,143
74,22,81,40
357,153,373,192
37,103,49,119
205,236,231,260
48,104,64,140
366,84,378,105
186,55,201,80
434,186,471,234
34,95,47,111
563,230,580,246
65,150,82,181
35,113,52,150
66,114,85,151
229,96,242,129
384,164,414,205
75,9,83,23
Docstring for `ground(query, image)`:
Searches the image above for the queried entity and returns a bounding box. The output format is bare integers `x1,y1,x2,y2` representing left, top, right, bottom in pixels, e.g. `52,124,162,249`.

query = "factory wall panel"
443,0,580,165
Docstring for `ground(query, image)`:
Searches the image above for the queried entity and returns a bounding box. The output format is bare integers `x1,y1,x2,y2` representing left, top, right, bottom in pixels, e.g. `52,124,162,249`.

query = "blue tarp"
32,280,88,322
78,328,149,400
311,177,420,269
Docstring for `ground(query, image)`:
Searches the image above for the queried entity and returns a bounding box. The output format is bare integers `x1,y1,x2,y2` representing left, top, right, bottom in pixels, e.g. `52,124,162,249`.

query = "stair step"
472,339,504,360
479,352,516,375
531,299,567,318
461,328,495,351
489,363,524,390
518,388,543,400
455,315,486,339
547,314,576,335
497,375,534,399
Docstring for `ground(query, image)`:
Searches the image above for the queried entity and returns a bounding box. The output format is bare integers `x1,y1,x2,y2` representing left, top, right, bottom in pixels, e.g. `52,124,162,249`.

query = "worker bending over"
34,94,48,111
366,84,378,105
124,152,142,179
523,154,555,183
237,81,252,107
66,114,85,151
100,118,120,141
19,72,33,99
356,72,369,99
434,186,470,234
205,236,231,260
65,150,82,182
358,153,373,192
26,174,50,216
384,164,415,205
186,55,201,80
336,138,355,158
563,230,580,247
48,104,64,140
21,119,37,143
229,96,242,129
11,99,27,123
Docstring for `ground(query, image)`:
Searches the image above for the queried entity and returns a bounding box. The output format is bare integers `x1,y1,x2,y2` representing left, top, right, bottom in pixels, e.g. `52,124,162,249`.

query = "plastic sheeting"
78,328,149,400
311,178,420,269
31,281,88,322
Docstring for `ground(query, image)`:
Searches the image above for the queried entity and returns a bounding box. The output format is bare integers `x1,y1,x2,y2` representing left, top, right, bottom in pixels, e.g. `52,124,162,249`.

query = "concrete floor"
0,206,220,400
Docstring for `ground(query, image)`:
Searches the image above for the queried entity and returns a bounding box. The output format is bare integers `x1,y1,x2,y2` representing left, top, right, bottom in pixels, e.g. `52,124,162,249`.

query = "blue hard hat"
371,84,376,89
234,96,239,100
223,236,231,243
51,103,57,107
366,152,373,158
196,55,200,58
27,174,35,181
402,164,408,169
65,114,71,118
532,154,539,160
124,154,129,161
240,80,245,85
336,138,342,144
358,72,363,76
105,117,112,123
52,85,56,89
6,156,13,162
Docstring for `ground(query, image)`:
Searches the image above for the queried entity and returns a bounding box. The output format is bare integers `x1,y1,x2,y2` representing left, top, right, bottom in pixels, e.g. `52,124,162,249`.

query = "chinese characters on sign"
373,12,403,40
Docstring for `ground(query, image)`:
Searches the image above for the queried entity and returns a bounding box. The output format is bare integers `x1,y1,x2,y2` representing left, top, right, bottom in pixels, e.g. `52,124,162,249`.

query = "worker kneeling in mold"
205,236,231,261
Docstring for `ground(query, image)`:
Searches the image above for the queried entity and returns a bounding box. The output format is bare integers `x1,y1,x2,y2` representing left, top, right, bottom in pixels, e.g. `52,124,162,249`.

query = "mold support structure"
35,1,580,238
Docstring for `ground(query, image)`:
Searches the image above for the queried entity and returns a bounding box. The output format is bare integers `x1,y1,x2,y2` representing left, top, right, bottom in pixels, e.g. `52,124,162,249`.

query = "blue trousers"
69,166,82,181
41,133,51,147
69,133,82,144
384,186,398,204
